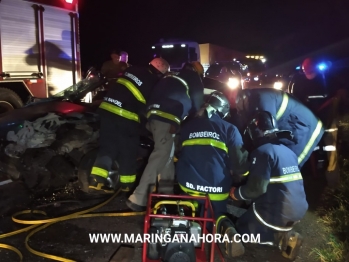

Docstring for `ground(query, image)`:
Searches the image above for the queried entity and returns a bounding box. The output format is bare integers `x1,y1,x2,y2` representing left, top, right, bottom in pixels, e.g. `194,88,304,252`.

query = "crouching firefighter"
236,88,324,168
89,58,170,193
126,61,205,211
176,91,250,258
230,111,308,260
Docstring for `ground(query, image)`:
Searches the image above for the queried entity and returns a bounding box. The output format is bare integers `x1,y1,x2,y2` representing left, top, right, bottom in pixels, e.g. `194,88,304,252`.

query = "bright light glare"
261,58,266,63
181,44,186,47
317,63,327,71
274,82,283,90
247,73,250,76
65,0,73,3
227,78,240,89
152,46,155,49
162,45,173,48
254,77,259,81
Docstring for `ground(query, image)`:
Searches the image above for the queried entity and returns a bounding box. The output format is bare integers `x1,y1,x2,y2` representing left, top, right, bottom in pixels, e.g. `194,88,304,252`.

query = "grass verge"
311,158,349,262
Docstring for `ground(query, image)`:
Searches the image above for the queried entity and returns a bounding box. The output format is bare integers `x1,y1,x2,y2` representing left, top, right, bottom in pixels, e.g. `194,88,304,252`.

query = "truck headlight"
227,77,240,89
273,81,283,90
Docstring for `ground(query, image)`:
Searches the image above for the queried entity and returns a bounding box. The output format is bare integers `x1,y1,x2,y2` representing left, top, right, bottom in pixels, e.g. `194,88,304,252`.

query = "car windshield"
241,59,266,73
153,45,190,69
206,62,241,77
203,77,227,93
53,68,100,98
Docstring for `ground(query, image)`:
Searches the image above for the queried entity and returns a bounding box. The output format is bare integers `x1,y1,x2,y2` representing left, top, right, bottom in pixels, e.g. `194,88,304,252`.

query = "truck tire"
0,88,23,114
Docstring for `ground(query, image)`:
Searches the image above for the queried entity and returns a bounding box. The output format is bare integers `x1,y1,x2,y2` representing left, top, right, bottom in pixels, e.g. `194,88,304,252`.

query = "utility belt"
146,108,182,126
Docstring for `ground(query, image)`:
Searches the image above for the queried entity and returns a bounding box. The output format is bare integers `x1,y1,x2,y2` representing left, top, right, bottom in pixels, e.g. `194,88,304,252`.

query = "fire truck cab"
0,0,81,114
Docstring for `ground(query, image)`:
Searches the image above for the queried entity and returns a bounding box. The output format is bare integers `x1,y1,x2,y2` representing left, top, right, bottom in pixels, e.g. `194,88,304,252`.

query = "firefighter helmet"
206,91,230,118
182,61,204,76
245,111,279,141
301,58,317,80
149,58,170,74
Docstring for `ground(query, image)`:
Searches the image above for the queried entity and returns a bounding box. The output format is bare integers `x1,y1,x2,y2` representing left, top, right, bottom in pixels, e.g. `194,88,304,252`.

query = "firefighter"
175,91,249,258
126,61,205,211
230,111,308,260
89,58,170,193
289,57,341,186
101,49,124,79
235,87,324,168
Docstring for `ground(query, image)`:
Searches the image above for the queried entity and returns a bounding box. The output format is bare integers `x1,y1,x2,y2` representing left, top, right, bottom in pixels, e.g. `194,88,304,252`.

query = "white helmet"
149,58,170,74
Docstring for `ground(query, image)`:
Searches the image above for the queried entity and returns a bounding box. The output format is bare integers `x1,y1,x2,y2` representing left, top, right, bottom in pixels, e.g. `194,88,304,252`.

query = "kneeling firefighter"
230,111,308,260
89,58,170,193
176,91,249,258
126,61,205,211
235,88,324,168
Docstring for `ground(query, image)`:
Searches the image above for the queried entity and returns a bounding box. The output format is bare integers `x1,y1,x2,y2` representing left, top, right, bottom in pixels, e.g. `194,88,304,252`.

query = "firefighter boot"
276,230,303,261
89,170,118,194
218,217,245,257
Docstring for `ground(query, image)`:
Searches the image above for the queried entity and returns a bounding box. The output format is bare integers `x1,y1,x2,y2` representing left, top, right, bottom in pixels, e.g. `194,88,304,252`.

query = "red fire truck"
0,0,81,114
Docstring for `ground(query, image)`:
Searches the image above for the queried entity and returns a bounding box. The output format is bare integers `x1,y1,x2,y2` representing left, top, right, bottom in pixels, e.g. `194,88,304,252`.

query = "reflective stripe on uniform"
242,171,249,177
258,242,275,246
238,187,247,200
276,93,289,120
314,145,336,152
179,183,229,201
120,174,136,184
269,172,302,183
253,202,293,231
147,109,181,124
182,138,228,153
216,215,227,229
99,102,140,122
298,120,323,164
164,75,190,97
117,78,146,104
91,167,109,178
325,128,338,132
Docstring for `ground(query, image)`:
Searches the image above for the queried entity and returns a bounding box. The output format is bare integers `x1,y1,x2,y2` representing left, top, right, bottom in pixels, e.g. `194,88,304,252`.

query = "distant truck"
151,40,246,72
0,0,81,114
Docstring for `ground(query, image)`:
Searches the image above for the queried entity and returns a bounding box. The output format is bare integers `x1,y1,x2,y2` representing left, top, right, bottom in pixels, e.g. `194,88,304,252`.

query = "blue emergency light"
317,63,328,71
296,66,301,70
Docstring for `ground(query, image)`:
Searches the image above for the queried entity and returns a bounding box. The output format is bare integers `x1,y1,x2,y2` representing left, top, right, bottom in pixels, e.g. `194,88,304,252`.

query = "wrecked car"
0,68,153,194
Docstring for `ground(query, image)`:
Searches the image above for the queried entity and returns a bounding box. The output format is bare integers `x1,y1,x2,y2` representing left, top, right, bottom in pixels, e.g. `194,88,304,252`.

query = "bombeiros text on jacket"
189,131,220,140
104,97,122,107
124,72,143,86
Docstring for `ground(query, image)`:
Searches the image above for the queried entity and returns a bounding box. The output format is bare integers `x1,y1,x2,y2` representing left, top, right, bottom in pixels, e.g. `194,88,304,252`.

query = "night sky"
78,0,349,70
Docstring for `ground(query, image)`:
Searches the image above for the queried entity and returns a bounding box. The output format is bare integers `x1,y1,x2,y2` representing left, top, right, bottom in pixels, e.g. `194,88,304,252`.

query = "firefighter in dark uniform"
176,91,249,258
235,87,324,168
230,111,308,260
89,58,170,193
289,57,342,187
127,61,205,211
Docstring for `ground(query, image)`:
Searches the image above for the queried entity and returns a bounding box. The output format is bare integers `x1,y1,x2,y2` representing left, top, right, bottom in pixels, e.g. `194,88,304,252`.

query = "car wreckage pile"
0,112,100,193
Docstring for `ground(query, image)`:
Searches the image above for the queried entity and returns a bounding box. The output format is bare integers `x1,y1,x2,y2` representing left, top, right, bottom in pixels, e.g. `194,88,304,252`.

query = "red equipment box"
142,193,225,262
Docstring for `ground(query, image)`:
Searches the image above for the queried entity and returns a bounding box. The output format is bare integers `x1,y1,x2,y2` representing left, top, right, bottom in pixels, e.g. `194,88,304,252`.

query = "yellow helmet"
191,61,204,76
